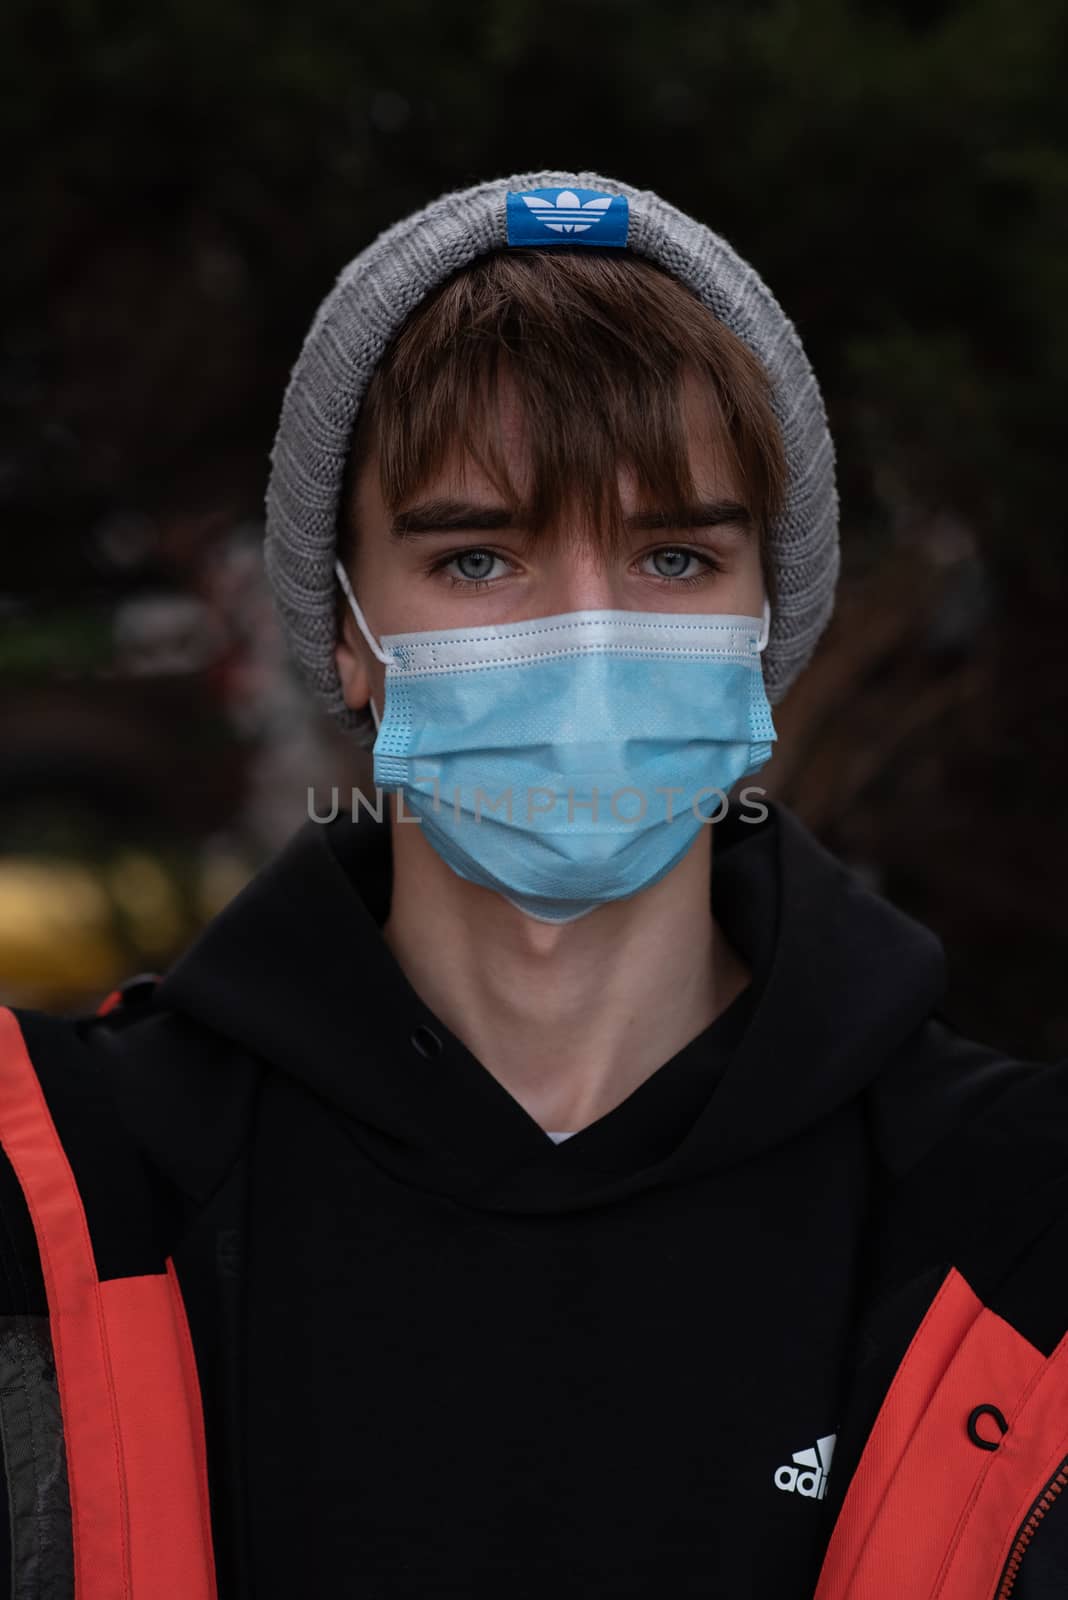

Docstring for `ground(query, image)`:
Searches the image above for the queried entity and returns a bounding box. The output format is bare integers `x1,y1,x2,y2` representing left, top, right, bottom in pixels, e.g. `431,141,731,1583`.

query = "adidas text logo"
773,1432,836,1500
520,188,614,235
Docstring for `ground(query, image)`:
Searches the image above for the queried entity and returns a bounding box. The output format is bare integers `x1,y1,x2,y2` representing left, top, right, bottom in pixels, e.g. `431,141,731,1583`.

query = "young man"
2,169,1067,1599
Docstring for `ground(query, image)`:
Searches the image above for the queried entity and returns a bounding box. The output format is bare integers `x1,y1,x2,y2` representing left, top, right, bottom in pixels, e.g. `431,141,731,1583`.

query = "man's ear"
335,608,373,715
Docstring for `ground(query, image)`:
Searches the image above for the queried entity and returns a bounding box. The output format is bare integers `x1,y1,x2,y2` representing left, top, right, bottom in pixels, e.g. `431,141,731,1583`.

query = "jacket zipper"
995,1455,1068,1597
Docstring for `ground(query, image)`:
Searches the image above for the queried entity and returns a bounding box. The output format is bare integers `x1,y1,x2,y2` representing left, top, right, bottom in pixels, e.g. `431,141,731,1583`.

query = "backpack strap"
0,1005,217,1600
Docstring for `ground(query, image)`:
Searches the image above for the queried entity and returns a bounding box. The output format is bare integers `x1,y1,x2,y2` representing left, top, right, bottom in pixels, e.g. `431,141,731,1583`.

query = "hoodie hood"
153,801,946,1213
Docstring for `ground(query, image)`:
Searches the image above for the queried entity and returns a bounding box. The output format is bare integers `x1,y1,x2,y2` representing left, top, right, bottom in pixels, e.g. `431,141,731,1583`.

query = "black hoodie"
8,801,1066,1598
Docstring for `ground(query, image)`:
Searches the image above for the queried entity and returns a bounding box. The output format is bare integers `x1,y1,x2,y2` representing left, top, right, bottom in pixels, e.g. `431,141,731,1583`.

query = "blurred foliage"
1,0,1066,1050
0,604,114,675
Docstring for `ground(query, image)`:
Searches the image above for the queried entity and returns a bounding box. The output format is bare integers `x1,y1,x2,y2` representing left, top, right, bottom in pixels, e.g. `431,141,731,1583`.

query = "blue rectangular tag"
506,187,629,248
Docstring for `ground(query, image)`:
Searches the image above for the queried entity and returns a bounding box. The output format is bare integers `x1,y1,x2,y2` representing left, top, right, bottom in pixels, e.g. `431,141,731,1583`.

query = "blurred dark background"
1,0,1065,1054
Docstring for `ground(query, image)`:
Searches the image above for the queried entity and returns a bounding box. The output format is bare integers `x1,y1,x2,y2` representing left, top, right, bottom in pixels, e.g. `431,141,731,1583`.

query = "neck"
381,818,749,1133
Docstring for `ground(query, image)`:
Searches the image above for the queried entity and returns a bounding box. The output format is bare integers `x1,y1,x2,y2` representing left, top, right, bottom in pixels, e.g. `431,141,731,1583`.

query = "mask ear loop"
335,558,393,728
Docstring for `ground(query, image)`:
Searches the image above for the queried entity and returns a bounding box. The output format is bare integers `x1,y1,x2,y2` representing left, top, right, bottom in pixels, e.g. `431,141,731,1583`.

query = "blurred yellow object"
0,845,253,1011
197,848,253,922
0,858,124,999
108,851,186,954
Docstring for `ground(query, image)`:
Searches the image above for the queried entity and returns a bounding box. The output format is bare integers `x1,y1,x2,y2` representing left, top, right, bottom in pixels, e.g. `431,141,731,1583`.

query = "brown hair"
338,248,786,598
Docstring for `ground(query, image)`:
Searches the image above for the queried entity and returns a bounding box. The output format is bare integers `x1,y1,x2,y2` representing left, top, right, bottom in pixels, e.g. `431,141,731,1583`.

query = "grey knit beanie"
265,168,839,744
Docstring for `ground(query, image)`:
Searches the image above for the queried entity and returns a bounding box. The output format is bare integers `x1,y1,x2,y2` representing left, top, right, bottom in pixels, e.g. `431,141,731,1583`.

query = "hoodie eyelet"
967,1403,1008,1451
410,1025,443,1059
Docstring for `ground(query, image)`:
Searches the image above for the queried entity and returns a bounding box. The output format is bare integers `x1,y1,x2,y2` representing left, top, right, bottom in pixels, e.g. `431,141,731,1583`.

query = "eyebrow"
389,497,753,538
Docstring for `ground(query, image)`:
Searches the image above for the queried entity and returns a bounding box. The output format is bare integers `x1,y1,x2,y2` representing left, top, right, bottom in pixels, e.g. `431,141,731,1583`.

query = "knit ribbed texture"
264,169,839,744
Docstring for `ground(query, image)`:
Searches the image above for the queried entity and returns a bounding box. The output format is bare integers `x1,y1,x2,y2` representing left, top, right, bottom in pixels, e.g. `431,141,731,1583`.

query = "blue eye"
430,547,515,591
649,549,694,579
454,550,499,582
640,547,723,587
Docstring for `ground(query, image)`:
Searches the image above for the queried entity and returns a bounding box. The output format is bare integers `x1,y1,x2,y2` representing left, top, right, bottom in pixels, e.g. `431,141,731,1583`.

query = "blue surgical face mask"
335,559,776,924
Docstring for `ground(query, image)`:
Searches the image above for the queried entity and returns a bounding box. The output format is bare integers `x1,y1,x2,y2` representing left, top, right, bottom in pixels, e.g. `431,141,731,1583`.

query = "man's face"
335,366,766,721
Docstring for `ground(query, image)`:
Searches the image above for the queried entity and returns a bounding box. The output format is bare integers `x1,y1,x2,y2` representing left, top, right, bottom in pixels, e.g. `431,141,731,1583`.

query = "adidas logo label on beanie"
505,186,629,247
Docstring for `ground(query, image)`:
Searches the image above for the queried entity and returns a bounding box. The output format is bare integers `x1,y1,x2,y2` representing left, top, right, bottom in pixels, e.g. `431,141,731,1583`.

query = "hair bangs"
340,249,786,585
